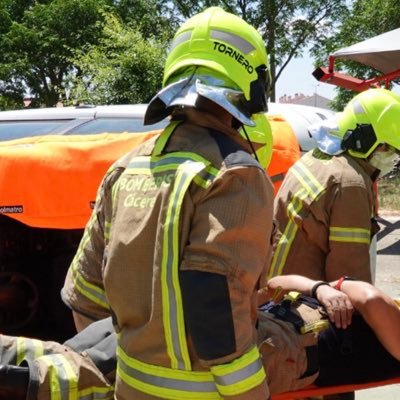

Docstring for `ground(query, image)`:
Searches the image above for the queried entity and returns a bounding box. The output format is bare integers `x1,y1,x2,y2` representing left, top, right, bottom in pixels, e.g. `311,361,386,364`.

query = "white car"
0,102,334,151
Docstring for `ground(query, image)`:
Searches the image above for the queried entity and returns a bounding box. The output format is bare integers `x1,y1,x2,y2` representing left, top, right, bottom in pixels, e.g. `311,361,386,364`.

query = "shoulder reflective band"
16,337,44,366
329,226,370,244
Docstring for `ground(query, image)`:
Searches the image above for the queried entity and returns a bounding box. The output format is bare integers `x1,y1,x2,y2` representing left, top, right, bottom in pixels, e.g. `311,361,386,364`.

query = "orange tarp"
0,131,160,229
0,117,300,230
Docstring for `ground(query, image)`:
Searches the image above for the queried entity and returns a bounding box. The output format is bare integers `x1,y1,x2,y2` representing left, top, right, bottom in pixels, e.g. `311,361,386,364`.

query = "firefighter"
61,6,274,399
269,88,400,283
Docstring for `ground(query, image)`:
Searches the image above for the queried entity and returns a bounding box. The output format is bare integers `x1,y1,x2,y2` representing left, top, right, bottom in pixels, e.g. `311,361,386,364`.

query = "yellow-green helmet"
339,88,400,158
239,113,273,168
164,7,270,115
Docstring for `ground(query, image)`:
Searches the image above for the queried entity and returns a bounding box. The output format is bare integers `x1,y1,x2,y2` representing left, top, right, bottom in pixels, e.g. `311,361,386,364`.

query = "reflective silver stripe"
71,212,109,309
211,29,255,54
213,357,263,386
329,226,370,244
163,159,209,370
169,30,193,52
268,191,304,278
291,160,324,200
41,354,78,400
79,387,114,400
118,355,217,393
123,154,217,371
353,99,366,115
16,338,44,366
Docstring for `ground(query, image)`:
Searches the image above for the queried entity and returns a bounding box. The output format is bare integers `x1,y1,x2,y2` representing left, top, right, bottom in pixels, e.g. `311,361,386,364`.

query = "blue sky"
275,52,337,101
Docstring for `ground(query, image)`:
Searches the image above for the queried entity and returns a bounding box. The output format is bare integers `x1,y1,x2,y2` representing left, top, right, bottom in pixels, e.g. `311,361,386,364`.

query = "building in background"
279,92,332,110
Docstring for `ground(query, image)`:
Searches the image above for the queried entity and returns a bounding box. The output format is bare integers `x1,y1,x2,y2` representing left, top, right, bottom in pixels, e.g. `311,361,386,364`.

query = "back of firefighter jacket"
62,109,275,399
270,149,377,282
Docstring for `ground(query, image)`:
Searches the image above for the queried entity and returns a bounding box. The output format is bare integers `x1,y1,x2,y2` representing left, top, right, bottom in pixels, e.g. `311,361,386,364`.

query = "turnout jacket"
270,149,379,282
62,109,275,399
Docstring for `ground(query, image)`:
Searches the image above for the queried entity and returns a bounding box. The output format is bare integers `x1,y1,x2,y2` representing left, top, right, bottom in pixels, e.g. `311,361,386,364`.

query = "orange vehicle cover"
0,118,299,230
266,115,301,196
0,131,160,229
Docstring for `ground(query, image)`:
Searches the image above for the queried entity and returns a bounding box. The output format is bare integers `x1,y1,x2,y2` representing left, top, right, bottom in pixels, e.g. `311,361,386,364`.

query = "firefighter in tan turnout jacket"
270,88,400,284
61,7,275,400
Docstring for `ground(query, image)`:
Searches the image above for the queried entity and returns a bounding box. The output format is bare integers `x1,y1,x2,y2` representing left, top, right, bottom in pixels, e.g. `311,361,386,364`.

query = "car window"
0,121,73,141
65,118,168,135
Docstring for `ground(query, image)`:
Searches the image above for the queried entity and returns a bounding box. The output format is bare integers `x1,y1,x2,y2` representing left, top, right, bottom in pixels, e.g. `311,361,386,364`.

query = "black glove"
0,364,29,400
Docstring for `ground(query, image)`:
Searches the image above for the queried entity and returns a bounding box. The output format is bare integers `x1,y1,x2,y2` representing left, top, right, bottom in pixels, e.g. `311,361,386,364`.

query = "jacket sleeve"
24,318,117,400
180,166,274,399
61,167,124,322
325,184,373,282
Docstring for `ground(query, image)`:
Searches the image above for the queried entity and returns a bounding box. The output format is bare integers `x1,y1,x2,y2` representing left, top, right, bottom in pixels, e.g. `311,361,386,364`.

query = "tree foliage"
70,13,166,105
0,0,109,107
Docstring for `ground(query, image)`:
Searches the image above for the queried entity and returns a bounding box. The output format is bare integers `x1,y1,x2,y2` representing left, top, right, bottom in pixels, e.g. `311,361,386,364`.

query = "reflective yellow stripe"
269,189,305,278
104,221,111,240
270,160,326,278
117,346,220,399
329,226,370,244
41,354,78,400
16,337,44,365
78,385,114,400
71,211,109,311
291,160,324,200
211,346,266,396
162,158,208,370
121,153,218,373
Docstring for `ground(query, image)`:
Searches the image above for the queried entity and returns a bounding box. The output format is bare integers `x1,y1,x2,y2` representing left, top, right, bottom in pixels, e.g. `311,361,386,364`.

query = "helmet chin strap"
241,125,260,164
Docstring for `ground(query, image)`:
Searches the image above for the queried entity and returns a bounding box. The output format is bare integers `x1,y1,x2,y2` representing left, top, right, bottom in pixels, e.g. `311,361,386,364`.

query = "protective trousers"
0,318,116,400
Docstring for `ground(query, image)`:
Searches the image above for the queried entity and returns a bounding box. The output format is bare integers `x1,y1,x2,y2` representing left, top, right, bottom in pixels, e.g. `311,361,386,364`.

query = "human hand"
314,284,354,329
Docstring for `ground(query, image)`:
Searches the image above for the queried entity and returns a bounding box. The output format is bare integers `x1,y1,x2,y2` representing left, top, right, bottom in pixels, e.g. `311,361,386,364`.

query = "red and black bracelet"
334,276,357,291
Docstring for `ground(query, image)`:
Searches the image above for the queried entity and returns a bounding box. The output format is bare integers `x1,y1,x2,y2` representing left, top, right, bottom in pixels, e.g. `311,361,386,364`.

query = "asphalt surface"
355,214,400,399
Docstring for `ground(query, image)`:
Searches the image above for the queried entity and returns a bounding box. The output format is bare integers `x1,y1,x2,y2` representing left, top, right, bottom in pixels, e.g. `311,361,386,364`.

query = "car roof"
0,104,149,120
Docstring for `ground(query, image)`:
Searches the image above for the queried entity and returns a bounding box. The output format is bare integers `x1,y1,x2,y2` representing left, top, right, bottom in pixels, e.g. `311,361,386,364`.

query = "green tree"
0,0,108,107
313,0,400,110
70,13,166,105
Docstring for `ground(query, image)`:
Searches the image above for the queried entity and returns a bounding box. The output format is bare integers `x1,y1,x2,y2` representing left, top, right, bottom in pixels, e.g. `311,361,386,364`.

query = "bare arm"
260,275,400,361
334,279,400,361
259,274,354,328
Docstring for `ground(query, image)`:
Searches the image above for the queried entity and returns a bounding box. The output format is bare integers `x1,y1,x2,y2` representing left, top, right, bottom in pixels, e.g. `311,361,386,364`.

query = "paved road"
356,214,400,399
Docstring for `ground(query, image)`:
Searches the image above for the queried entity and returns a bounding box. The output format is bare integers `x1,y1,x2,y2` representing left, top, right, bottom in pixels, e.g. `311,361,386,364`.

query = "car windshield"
66,118,168,134
0,121,71,141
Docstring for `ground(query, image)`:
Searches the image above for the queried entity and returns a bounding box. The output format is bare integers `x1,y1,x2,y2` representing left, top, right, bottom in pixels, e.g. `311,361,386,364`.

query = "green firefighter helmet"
163,6,270,115
338,88,400,158
239,113,273,169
